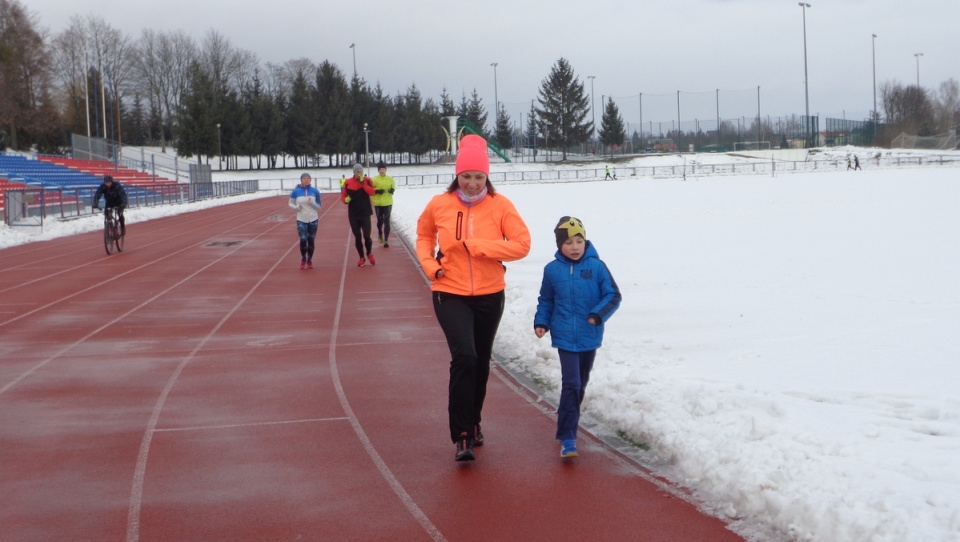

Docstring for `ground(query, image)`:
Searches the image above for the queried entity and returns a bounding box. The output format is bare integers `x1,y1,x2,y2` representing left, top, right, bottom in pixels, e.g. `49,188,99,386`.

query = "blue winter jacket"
534,241,622,352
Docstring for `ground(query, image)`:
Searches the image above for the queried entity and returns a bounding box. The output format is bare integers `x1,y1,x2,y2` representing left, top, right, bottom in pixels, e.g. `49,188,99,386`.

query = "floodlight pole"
799,2,811,147
363,123,370,173
350,44,356,80
491,62,499,119
914,52,923,87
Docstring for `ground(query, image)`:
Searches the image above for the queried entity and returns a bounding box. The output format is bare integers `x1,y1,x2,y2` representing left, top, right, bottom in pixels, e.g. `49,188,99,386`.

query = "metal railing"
3,180,260,225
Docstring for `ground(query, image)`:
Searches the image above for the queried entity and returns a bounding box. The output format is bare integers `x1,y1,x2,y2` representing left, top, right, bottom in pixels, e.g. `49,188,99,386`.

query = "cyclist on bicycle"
92,174,128,235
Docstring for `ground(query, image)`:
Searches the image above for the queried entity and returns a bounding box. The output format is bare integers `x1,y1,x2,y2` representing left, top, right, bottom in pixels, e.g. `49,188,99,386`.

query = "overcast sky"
28,0,958,132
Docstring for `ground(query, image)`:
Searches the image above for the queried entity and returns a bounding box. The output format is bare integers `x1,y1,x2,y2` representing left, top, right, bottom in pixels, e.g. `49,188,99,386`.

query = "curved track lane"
0,195,743,541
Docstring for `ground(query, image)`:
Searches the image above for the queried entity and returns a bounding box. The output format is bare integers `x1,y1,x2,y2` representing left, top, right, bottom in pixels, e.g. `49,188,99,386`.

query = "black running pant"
348,214,373,258
375,205,392,242
432,290,505,443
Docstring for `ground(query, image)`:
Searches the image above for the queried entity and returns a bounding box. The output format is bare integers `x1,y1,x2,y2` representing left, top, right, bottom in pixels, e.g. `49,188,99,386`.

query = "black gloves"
387,188,395,194
375,189,385,194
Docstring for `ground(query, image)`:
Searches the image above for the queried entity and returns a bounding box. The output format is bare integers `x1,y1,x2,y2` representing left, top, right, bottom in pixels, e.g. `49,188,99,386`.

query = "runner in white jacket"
289,172,322,269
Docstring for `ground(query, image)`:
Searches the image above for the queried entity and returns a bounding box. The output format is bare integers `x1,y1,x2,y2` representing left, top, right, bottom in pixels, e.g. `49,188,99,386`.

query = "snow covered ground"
3,148,959,541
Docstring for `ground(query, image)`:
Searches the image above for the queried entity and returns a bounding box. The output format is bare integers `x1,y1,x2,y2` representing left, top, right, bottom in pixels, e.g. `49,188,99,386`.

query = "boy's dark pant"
556,348,597,441
432,290,505,443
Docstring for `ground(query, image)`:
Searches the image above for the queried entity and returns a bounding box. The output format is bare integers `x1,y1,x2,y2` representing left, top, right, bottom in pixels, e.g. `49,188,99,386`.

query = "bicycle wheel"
115,224,124,252
104,222,115,255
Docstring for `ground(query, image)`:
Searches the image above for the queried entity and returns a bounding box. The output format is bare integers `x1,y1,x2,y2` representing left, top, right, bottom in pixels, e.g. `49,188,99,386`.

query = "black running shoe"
472,424,484,447
454,432,474,461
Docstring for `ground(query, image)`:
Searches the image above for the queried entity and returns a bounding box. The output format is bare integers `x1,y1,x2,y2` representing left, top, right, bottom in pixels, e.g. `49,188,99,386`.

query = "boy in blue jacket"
534,217,622,458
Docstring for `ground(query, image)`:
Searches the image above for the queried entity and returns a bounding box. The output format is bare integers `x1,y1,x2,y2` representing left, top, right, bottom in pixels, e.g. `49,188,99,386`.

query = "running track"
0,196,743,541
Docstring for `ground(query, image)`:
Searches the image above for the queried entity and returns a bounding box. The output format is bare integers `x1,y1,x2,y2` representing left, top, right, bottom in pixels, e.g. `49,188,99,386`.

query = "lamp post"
914,52,923,87
363,122,370,173
216,123,222,170
588,76,596,145
872,34,877,145
490,62,499,119
799,2,811,147
350,43,356,80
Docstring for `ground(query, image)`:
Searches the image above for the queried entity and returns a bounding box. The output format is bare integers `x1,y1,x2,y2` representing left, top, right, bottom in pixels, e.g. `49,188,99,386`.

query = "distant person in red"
92,174,128,235
341,163,376,266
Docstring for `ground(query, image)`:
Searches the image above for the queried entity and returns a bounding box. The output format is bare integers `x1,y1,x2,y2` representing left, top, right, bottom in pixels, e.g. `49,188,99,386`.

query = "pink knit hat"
455,135,490,176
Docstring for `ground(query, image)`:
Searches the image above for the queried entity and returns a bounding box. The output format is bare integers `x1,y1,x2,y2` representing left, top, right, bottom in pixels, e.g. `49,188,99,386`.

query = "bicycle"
101,206,125,255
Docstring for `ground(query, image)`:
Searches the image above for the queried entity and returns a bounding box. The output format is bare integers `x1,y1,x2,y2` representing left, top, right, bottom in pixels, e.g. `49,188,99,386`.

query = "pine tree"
284,68,317,166
494,103,512,149
598,97,626,156
176,62,217,164
439,88,456,116
535,57,591,160
525,101,540,160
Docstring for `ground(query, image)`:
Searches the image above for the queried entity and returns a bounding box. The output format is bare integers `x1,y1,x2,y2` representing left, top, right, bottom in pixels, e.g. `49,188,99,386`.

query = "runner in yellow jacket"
371,161,396,247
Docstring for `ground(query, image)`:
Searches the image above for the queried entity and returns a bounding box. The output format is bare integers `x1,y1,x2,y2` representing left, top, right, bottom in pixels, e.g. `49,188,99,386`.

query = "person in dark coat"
92,174,128,235
340,163,376,266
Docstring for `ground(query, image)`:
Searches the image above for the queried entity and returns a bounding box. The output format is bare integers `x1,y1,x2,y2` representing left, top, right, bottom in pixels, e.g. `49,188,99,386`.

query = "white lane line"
125,221,298,542
154,417,350,433
126,203,335,542
0,205,286,330
0,203,269,297
328,230,447,542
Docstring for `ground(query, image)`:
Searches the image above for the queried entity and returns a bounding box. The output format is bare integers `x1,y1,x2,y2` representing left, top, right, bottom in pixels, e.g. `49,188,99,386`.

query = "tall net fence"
891,132,959,150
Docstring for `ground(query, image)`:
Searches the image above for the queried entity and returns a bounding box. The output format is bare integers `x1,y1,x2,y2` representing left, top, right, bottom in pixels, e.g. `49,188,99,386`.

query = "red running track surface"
0,196,743,541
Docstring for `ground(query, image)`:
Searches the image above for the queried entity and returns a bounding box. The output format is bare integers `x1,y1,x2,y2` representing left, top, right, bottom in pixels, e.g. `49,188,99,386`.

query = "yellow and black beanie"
554,216,586,249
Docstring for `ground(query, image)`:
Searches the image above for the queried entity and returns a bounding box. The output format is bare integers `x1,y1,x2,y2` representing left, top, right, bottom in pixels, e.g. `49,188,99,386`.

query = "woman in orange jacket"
416,134,531,462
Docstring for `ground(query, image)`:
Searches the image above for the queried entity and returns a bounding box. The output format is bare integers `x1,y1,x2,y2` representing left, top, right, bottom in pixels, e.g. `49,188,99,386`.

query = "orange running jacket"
416,191,531,296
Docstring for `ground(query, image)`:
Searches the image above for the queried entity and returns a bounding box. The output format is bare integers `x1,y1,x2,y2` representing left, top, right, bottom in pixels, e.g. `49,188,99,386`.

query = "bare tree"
50,18,89,135
0,0,57,149
134,28,197,151
881,80,935,136
933,78,959,134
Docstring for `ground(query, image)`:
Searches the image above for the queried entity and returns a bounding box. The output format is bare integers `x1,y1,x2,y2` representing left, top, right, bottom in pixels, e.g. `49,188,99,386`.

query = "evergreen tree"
525,101,540,160
263,93,286,169
466,89,488,132
535,57,591,160
128,92,147,146
350,75,377,165
315,61,351,165
284,68,317,166
456,89,488,134
598,97,626,155
439,87,456,116
371,83,396,161
494,103,512,149
176,62,217,164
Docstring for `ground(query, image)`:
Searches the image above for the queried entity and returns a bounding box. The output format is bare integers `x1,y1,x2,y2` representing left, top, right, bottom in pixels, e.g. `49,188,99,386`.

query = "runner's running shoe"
455,432,475,462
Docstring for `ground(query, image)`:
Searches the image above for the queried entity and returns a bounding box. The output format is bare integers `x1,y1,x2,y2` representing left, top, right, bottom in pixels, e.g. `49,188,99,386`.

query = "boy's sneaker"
300,259,306,270
368,254,376,265
472,424,484,447
455,432,475,462
357,258,366,267
560,440,579,458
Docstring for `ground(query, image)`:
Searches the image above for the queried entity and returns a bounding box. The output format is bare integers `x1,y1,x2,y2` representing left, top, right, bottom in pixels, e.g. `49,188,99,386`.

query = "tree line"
2,0,956,166
0,1,608,166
